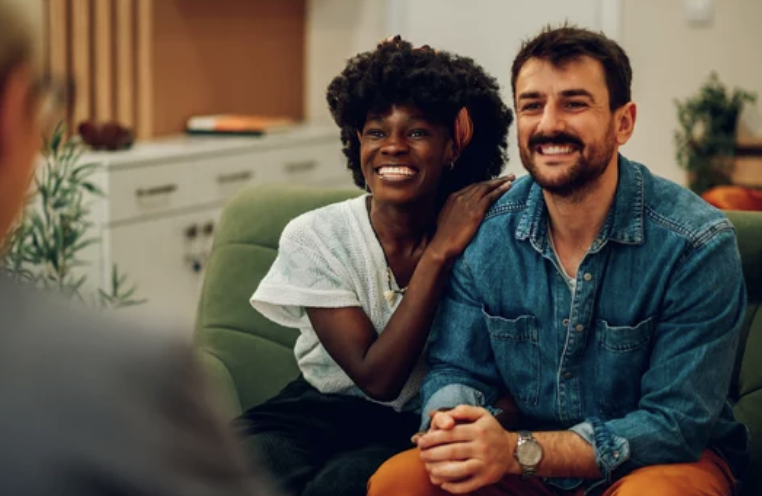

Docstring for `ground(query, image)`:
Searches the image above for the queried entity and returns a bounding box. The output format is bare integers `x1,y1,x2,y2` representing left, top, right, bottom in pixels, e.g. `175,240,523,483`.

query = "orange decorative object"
702,186,762,211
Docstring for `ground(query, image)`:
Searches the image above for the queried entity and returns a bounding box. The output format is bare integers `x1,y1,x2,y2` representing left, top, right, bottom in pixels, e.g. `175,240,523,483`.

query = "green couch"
194,183,762,494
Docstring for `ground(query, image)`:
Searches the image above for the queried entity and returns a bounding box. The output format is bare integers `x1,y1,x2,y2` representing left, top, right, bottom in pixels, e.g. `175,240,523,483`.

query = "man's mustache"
528,133,584,149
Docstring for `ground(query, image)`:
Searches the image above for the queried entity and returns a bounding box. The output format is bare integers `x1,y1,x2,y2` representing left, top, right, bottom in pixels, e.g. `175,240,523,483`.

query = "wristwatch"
514,430,543,478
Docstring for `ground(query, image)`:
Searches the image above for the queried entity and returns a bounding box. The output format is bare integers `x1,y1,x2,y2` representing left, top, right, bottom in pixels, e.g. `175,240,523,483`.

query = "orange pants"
367,447,735,496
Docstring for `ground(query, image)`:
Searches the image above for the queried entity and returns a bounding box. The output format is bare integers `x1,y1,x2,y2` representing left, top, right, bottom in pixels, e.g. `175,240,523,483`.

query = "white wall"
390,0,601,100
306,0,762,185
390,0,603,175
304,0,388,124
306,0,606,175
620,0,762,185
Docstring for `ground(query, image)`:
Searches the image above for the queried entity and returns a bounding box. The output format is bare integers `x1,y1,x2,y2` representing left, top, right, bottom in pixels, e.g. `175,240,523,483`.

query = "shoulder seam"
485,201,528,221
644,206,733,249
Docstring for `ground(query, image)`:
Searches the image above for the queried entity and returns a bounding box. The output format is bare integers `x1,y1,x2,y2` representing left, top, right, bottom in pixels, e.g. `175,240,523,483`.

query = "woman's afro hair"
326,37,513,201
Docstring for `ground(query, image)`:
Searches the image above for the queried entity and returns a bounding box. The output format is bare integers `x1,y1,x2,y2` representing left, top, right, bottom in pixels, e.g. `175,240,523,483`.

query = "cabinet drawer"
194,141,349,204
274,142,347,186
194,149,283,205
108,161,198,223
105,138,349,223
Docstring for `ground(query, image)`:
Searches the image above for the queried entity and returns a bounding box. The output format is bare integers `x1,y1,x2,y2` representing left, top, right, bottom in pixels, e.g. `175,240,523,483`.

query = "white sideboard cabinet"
82,125,354,334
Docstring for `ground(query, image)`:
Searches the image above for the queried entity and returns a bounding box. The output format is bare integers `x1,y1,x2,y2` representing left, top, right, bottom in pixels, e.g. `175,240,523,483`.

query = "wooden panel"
136,0,153,139
47,0,69,77
44,0,306,139
27,0,46,71
93,0,114,121
70,0,92,128
150,0,306,136
116,0,136,128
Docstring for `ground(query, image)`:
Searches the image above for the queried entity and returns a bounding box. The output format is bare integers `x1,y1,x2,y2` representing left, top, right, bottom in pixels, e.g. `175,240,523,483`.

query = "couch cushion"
735,304,762,495
726,210,762,496
194,184,358,413
728,211,762,299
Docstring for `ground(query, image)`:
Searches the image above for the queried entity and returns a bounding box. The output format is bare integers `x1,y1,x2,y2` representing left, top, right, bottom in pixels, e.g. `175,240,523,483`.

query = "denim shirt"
421,156,749,494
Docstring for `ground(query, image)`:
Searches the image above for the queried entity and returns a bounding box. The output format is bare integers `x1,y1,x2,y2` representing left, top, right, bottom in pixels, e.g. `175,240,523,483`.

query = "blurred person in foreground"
0,1,278,494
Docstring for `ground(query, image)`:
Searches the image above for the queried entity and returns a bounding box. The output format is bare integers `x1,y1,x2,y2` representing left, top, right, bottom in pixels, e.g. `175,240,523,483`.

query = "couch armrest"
198,349,243,419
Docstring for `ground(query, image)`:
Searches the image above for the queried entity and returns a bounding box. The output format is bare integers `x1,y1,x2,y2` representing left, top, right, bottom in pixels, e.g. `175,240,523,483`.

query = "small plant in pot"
0,122,145,309
674,72,757,196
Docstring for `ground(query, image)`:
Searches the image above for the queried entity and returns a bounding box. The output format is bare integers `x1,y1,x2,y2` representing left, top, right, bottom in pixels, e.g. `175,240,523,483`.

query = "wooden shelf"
45,0,306,139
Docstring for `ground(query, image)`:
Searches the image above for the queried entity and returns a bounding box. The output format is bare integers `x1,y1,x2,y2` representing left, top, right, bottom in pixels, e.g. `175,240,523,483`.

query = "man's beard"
520,127,617,199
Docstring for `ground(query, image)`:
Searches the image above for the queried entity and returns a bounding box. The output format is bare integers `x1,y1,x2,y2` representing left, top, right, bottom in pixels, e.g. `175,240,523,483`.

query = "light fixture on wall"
684,0,715,27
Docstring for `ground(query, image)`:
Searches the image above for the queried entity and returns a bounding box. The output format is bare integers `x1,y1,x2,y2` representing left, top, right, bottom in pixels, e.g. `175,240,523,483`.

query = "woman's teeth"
378,166,416,177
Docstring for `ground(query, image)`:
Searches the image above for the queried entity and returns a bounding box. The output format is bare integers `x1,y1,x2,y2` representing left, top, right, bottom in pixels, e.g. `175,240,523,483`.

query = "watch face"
517,441,543,465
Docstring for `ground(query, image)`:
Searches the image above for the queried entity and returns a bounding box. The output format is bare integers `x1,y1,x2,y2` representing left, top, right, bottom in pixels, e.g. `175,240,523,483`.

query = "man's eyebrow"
517,89,597,101
560,89,595,101
517,91,543,100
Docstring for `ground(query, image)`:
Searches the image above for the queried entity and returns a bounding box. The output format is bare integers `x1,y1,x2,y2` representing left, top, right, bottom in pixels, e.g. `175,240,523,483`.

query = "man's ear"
614,102,637,146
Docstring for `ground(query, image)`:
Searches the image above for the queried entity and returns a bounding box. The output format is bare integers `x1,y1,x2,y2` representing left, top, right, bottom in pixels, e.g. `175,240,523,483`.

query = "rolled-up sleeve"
569,419,630,482
574,227,746,482
420,257,503,429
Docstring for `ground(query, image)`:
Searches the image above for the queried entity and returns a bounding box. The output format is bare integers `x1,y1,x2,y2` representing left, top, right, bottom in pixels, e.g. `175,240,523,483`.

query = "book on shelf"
186,115,296,136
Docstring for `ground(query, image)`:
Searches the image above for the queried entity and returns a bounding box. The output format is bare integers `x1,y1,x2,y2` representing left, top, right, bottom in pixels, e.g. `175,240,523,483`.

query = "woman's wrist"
421,245,456,269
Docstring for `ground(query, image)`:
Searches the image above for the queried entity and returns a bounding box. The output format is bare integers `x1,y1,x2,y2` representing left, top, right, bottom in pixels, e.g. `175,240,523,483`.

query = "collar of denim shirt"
514,153,646,256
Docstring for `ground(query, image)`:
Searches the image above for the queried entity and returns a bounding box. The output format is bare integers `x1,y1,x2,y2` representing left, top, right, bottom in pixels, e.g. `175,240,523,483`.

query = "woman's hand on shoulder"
427,175,514,262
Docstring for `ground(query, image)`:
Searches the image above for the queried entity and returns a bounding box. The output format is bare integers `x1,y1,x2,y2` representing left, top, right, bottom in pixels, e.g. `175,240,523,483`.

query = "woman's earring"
449,161,456,170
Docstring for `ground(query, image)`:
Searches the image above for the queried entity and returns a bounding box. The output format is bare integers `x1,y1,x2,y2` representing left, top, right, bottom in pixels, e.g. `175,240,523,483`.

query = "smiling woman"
358,104,455,206
329,37,512,207
237,37,514,496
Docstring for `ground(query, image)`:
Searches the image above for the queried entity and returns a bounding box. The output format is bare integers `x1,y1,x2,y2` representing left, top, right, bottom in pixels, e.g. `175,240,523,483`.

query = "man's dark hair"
326,38,513,202
511,25,633,110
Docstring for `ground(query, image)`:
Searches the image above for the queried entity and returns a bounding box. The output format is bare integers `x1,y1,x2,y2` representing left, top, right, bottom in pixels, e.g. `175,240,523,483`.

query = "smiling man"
368,25,748,496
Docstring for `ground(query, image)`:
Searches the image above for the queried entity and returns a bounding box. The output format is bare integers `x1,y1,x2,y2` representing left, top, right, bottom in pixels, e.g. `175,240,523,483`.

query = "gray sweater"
0,276,278,496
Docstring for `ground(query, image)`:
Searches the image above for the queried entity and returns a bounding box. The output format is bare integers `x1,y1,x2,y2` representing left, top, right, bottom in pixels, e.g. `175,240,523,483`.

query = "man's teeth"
541,145,576,155
378,166,416,176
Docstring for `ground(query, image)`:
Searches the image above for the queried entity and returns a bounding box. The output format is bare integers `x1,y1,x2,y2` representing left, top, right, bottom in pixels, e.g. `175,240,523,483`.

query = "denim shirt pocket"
594,317,654,418
482,310,540,406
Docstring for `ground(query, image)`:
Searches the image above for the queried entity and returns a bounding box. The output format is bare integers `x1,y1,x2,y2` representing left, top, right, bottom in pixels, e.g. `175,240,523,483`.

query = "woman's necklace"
384,266,407,305
366,197,410,305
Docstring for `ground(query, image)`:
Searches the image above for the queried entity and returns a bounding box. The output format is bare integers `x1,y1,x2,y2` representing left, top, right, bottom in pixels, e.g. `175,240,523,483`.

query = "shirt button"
564,371,573,379
613,450,620,459
562,318,570,327
576,324,584,332
583,273,592,281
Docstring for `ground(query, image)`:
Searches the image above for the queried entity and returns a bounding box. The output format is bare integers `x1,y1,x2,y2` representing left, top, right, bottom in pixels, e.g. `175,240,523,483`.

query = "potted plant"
674,72,757,195
0,123,145,308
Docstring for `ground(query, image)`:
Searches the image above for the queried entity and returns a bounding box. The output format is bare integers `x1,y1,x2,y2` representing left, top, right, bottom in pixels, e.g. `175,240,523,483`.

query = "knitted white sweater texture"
251,194,426,412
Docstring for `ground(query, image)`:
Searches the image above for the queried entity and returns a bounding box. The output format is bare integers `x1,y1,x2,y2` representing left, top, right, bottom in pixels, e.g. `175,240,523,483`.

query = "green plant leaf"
674,73,757,195
4,119,146,312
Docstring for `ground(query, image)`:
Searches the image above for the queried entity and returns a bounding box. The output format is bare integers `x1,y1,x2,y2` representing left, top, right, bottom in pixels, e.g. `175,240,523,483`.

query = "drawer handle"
136,183,178,198
284,160,318,174
216,170,253,184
